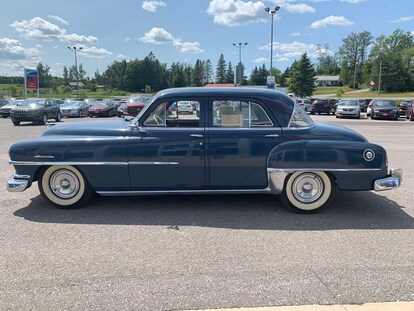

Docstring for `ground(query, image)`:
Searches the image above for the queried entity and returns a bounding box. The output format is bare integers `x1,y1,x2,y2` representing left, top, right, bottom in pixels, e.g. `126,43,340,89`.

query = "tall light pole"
264,5,280,88
233,42,248,86
67,46,83,98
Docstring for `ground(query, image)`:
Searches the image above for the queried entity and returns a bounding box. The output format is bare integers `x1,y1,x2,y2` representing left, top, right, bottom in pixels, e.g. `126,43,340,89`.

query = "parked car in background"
88,100,117,117
310,99,335,115
7,87,402,214
357,99,371,112
124,94,153,117
0,98,11,108
295,98,312,112
177,101,194,114
117,101,127,117
398,100,411,117
367,99,398,120
406,100,414,121
10,98,61,125
0,99,23,118
335,99,361,119
60,101,90,117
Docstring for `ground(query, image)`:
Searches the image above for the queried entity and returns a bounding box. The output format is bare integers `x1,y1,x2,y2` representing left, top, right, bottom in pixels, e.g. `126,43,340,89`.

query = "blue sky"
1,0,413,78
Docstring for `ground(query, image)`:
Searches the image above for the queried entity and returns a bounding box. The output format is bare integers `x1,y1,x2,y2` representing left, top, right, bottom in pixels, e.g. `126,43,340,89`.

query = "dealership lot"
0,114,413,310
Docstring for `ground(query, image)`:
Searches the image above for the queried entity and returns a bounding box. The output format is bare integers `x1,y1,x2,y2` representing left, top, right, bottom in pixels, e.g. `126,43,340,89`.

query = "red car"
124,94,153,117
88,100,117,117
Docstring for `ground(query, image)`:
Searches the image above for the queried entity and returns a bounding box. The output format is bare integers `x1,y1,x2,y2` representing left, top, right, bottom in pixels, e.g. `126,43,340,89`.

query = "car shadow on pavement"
13,190,414,231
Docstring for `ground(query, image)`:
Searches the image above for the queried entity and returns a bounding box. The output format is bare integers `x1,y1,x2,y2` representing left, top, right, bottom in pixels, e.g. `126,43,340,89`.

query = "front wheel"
280,171,335,213
38,165,93,209
55,111,61,122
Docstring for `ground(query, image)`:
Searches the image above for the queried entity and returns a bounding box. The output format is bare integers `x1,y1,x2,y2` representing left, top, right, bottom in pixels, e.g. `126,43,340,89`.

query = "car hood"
309,122,367,142
42,119,130,137
1,104,17,109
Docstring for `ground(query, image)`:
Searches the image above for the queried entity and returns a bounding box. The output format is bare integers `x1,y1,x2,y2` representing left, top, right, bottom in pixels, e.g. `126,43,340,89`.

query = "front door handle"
190,134,204,138
265,134,280,137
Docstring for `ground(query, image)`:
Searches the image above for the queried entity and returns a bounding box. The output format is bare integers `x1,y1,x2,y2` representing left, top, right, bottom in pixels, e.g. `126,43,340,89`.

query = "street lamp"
264,5,280,87
67,46,83,98
233,42,248,85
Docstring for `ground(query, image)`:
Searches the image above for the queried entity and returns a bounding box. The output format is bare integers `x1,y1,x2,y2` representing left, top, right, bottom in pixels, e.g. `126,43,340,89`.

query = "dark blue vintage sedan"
7,88,402,213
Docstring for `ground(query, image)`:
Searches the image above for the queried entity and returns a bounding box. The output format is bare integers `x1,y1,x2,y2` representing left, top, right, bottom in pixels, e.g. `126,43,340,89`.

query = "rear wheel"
38,165,92,209
12,119,20,126
280,171,335,213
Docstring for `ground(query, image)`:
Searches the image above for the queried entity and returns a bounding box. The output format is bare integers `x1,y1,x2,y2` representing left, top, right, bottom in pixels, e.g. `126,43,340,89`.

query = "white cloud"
47,15,69,26
63,33,98,44
339,0,366,3
390,16,414,23
257,40,331,63
124,37,131,42
10,17,98,44
139,27,175,44
276,1,316,14
0,38,40,60
207,0,267,26
78,46,113,58
142,1,166,12
311,15,353,29
173,41,204,53
139,27,204,53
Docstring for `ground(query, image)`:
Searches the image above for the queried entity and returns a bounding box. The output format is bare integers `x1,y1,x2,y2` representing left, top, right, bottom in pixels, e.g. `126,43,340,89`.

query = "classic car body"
7,87,402,213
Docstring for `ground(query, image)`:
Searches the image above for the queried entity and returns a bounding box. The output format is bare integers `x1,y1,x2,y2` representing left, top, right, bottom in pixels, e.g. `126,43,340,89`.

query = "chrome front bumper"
374,168,403,191
7,174,31,193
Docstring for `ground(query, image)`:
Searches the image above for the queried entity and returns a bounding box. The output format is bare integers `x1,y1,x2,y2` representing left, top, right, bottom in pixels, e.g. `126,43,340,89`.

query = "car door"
128,97,206,191
207,97,283,190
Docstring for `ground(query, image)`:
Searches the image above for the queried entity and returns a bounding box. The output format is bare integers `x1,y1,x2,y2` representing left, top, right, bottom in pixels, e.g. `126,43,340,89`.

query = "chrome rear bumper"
7,174,31,193
374,168,402,191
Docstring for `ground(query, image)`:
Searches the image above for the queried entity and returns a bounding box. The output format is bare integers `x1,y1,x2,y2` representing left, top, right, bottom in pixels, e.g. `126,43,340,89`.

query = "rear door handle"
190,134,204,138
265,134,280,137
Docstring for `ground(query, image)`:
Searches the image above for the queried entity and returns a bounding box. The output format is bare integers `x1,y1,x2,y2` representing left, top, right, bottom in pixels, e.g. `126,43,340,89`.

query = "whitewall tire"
38,165,92,209
280,171,335,213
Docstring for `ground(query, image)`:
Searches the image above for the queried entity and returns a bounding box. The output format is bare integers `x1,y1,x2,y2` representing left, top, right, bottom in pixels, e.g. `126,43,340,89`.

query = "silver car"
335,99,361,119
60,101,90,117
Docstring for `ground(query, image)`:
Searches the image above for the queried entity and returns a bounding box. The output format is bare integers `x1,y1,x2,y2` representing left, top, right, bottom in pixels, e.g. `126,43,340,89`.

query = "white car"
335,99,361,119
295,98,312,112
177,101,194,114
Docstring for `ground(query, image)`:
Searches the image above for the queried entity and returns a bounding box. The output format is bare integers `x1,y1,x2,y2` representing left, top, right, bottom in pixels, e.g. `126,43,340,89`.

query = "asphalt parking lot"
0,114,413,311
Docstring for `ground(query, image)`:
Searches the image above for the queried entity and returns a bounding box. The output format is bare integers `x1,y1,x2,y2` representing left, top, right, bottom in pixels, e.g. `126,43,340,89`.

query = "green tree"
37,62,52,88
192,59,204,86
338,31,373,88
225,61,234,83
215,54,226,83
368,29,413,92
288,53,316,98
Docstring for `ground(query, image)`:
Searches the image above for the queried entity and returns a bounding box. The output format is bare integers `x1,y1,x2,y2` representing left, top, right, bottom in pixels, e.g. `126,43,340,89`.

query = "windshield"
19,99,45,108
62,102,82,107
129,95,152,103
373,100,396,107
339,100,359,106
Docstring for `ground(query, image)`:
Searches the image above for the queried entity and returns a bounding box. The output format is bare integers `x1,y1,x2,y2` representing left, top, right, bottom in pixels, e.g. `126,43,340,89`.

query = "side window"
143,102,167,127
143,100,200,127
213,100,272,128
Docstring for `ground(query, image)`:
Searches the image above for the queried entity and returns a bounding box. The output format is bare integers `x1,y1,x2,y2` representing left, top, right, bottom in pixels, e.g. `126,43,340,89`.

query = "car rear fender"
266,140,388,192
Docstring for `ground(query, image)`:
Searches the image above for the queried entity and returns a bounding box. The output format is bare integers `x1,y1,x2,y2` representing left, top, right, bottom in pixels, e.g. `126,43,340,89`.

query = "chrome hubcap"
292,173,324,203
49,170,79,199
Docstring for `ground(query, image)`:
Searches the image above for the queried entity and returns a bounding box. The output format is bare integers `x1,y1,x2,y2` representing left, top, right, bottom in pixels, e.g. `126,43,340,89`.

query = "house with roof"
314,75,342,87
